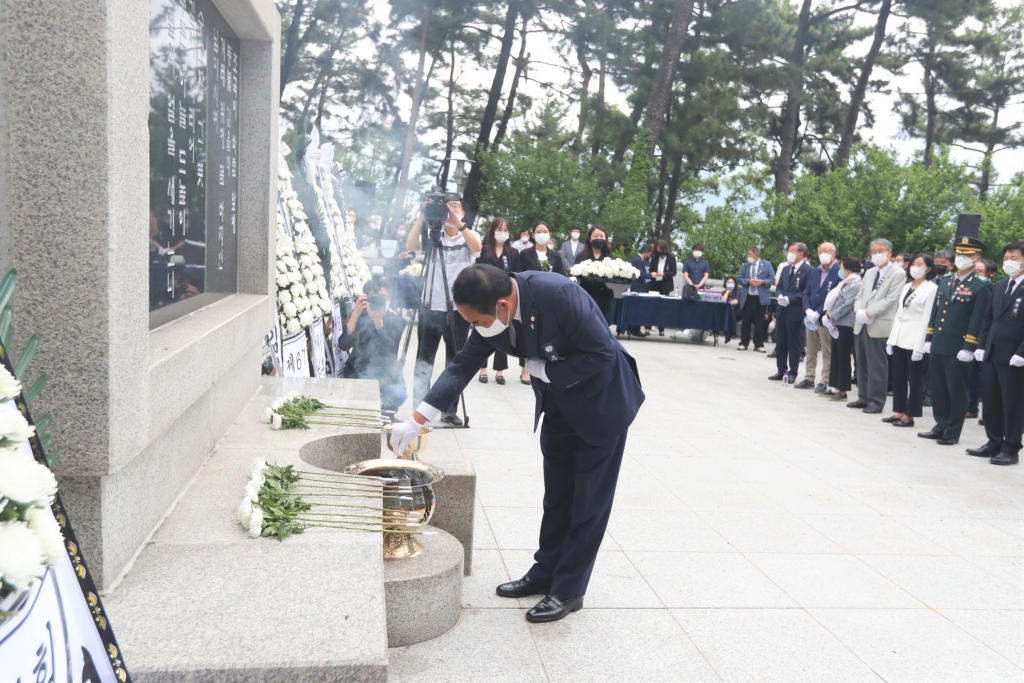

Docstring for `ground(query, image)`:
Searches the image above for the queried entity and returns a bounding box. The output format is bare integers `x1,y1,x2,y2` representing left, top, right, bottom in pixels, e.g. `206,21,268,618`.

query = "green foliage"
602,130,654,256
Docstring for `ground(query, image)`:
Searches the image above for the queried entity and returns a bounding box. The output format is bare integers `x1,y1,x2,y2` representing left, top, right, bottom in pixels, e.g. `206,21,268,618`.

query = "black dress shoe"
892,418,915,427
496,375,506,385
937,437,959,446
496,576,551,599
525,595,584,623
479,374,488,383
881,415,900,423
440,411,464,427
990,452,1019,466
847,400,868,409
918,430,942,440
863,406,883,414
965,412,979,419
966,443,1002,458
793,379,814,389
767,350,778,358
768,372,785,381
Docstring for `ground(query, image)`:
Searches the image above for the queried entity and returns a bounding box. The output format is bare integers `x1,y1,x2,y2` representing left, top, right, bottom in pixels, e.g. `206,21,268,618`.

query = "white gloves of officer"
525,358,550,383
389,417,423,457
923,342,931,354
854,310,872,325
805,309,819,323
912,351,924,362
886,345,893,356
975,349,986,362
957,350,974,363
1011,355,1024,368
776,295,790,307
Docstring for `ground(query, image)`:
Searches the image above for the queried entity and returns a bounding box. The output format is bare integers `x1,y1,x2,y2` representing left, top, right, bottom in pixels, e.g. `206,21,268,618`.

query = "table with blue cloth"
613,295,735,344
390,275,425,309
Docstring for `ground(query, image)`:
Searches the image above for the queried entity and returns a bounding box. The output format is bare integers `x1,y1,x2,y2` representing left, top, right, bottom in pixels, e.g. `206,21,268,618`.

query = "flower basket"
605,282,631,299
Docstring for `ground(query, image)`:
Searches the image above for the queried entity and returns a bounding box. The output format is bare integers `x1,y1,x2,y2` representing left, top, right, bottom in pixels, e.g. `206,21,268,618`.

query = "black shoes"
863,406,883,414
496,375,506,385
892,418,915,427
965,412,979,419
496,576,551,599
938,437,959,446
479,374,488,383
793,379,815,389
525,595,584,623
767,350,778,358
918,430,942,440
882,415,900,423
966,443,1001,458
768,372,785,381
441,411,464,427
991,452,1019,466
847,400,868,409
814,384,829,394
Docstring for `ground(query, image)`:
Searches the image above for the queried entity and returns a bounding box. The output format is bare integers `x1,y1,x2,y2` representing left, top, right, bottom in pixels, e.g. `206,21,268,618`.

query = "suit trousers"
968,362,982,414
854,331,889,410
775,315,803,375
930,353,971,440
890,346,929,418
525,393,627,600
740,297,767,348
982,362,1024,455
829,326,855,391
803,324,832,384
483,350,509,372
414,309,470,411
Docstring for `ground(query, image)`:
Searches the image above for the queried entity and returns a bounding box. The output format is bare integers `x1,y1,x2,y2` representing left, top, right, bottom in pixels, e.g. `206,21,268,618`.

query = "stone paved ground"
388,332,1024,683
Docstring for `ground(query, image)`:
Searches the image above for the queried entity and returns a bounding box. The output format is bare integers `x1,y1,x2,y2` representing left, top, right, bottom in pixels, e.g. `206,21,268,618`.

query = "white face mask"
1004,260,1023,278
955,255,974,272
909,266,927,280
474,302,511,338
535,233,550,246
747,256,755,264
871,252,889,267
726,283,735,290
692,251,702,259
494,232,509,243
571,232,580,242
786,252,797,264
819,253,832,265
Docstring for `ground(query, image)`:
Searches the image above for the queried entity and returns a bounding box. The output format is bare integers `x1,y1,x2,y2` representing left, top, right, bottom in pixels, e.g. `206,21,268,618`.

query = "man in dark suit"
794,242,840,392
390,265,645,622
737,246,776,352
626,244,654,336
770,243,814,383
968,241,1024,466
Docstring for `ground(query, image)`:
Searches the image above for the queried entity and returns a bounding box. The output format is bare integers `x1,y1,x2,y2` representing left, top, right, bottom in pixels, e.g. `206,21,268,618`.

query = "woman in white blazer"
884,254,938,427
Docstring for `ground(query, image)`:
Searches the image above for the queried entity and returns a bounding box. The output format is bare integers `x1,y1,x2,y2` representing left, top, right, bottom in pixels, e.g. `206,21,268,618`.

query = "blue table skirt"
615,295,735,341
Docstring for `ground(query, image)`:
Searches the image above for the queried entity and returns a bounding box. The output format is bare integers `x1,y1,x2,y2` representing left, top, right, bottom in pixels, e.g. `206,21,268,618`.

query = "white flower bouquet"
259,391,384,430
569,258,641,284
399,262,424,278
276,166,330,334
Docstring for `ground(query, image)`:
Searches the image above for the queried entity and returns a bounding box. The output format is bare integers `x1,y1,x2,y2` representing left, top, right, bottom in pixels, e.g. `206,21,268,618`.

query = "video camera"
420,186,462,243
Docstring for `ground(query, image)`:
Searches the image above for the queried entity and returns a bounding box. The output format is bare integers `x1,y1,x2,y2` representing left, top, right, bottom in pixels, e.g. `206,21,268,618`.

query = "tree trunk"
389,7,434,230
573,46,593,159
440,43,457,189
661,156,683,241
835,0,891,168
280,0,306,95
640,0,695,152
923,41,938,167
774,0,813,195
460,0,521,222
298,29,345,126
654,151,670,228
979,108,999,200
492,19,529,150
590,18,610,157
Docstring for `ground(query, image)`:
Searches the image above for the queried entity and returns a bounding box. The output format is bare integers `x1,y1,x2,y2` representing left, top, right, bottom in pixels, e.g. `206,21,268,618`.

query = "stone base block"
384,527,463,648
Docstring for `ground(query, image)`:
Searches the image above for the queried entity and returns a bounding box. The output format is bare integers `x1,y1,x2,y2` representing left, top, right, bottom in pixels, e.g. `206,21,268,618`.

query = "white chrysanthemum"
283,256,299,269
290,283,306,299
0,448,55,504
299,310,314,327
286,319,301,335
276,274,290,289
282,302,298,318
248,507,264,538
271,413,283,430
287,271,301,284
251,457,268,476
301,268,313,282
0,403,35,443
0,366,21,399
260,407,274,424
249,470,265,491
277,290,292,305
236,496,253,528
312,264,324,276
25,506,65,565
271,398,284,410
285,391,300,401
275,260,287,273
0,521,46,590
311,305,323,319
299,254,312,267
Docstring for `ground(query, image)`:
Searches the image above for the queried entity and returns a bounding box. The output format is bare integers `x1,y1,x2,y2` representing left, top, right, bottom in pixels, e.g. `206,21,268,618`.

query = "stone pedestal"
384,527,463,648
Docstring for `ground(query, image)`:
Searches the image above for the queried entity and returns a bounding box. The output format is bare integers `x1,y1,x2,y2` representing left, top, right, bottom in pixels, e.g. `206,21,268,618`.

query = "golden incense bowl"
384,424,430,460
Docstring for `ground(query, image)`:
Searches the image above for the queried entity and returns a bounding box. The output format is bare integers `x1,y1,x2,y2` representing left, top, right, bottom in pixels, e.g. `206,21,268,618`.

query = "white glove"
957,350,974,363
389,418,423,457
912,351,924,362
776,295,789,307
525,358,550,383
886,345,893,356
805,309,820,324
854,310,871,325
923,342,931,354
975,349,985,362
1011,355,1024,368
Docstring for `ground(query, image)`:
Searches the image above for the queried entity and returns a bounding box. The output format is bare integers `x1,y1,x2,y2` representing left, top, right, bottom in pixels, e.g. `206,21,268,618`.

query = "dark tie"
873,271,884,291
510,320,527,357
1009,280,1017,299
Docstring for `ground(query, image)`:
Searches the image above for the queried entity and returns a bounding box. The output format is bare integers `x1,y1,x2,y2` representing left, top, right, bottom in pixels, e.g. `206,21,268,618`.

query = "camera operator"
405,192,482,425
338,277,408,419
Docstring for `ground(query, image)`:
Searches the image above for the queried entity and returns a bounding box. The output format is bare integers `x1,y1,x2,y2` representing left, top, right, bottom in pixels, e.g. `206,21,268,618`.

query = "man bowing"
390,264,645,622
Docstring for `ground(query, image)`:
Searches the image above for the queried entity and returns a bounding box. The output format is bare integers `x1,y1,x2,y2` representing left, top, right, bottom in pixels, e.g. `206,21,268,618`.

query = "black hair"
363,276,391,295
748,245,761,256
533,221,551,232
639,243,653,254
452,264,513,315
570,225,582,233
910,253,934,279
982,259,998,277
692,243,705,252
934,249,954,261
482,217,512,258
1004,241,1024,257
841,256,862,274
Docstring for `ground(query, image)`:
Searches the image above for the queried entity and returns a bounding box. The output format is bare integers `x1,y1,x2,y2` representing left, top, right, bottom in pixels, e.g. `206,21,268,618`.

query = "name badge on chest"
1014,298,1021,319
544,344,562,362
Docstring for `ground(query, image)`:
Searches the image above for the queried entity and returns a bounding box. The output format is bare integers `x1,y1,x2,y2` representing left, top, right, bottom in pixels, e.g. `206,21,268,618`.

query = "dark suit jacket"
476,248,520,273
802,262,841,316
649,253,677,295
776,261,814,321
518,246,567,276
423,271,645,445
980,277,1024,364
630,254,652,293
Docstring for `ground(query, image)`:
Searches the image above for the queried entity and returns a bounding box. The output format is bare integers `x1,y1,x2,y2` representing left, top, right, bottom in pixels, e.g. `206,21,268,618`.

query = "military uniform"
922,263,993,444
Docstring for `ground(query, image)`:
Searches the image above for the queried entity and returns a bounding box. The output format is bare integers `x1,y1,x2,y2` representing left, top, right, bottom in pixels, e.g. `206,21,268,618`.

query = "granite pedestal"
383,527,463,647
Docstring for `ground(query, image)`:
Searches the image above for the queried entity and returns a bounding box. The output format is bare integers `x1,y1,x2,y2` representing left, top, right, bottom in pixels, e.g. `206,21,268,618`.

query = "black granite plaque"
148,0,239,324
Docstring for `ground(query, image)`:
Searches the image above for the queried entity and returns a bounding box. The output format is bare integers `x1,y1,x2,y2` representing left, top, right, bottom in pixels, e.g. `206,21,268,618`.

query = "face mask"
494,232,509,243
475,302,510,338
838,269,846,279
955,255,974,271
726,283,735,290
934,264,949,276
535,233,550,246
786,252,797,264
819,253,832,265
591,239,607,251
1004,260,1023,278
747,257,755,264
871,253,889,267
909,266,927,280
571,232,580,242
693,251,702,259
520,235,531,243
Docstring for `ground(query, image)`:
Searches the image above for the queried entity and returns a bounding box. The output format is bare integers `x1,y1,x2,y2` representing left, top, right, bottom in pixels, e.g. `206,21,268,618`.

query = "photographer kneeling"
339,277,407,419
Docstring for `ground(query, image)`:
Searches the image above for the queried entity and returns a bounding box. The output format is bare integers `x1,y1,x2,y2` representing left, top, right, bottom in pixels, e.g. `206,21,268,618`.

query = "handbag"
682,283,700,302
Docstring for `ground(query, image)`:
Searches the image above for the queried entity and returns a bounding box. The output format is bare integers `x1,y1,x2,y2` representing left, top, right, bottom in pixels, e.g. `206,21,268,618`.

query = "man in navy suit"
968,241,1024,466
737,246,776,352
794,242,841,392
390,265,645,622
626,243,654,336
770,243,814,383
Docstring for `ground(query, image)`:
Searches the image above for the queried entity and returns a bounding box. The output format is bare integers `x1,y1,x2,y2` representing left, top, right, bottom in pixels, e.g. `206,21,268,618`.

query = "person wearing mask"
932,250,954,281
647,239,678,335
770,243,814,383
519,221,568,276
822,258,863,402
883,255,937,428
406,193,482,426
970,241,1024,466
721,275,742,329
737,246,775,352
967,259,1001,418
476,217,520,385
574,225,615,319
893,253,913,281
682,244,711,291
627,244,654,337
561,225,585,266
388,264,645,623
339,278,408,418
512,227,533,253
795,242,841,392
918,235,993,446
848,239,905,414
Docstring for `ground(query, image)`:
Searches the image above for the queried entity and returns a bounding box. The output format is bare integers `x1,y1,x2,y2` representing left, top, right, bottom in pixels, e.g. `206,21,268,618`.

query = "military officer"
918,235,993,446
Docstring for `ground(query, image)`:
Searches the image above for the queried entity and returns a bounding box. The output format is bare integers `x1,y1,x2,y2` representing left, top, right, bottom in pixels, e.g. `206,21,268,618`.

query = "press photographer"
405,189,482,425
